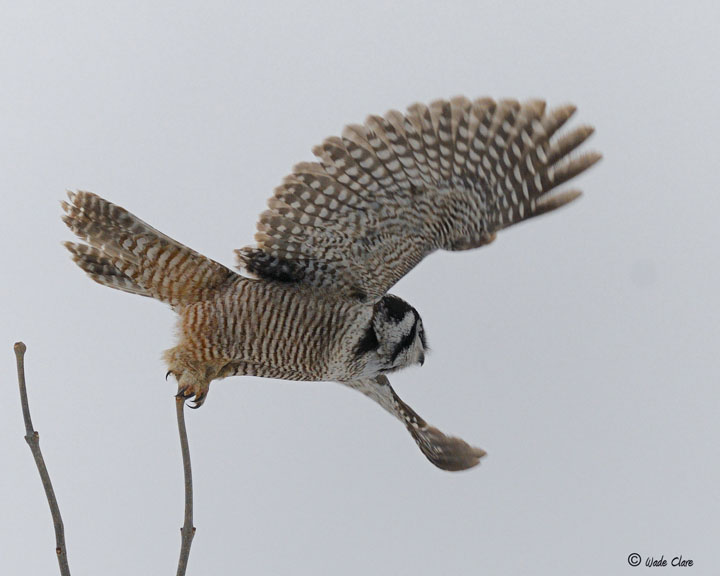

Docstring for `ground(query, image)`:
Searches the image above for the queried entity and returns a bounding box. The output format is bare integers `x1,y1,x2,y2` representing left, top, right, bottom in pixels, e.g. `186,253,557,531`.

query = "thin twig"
14,342,71,576
175,397,195,576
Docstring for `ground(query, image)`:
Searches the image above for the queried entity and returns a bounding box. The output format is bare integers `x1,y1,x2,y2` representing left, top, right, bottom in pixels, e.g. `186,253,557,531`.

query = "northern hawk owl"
63,97,600,471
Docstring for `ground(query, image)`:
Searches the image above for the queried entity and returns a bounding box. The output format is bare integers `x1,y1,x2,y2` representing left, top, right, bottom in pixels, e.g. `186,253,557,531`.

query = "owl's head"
356,294,428,374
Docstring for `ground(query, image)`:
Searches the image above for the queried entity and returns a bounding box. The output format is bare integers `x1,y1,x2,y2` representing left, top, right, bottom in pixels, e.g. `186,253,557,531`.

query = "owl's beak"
418,352,425,366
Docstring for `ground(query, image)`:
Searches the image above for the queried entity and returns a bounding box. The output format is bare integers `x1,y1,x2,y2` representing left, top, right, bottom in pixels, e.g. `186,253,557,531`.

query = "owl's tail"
62,191,235,307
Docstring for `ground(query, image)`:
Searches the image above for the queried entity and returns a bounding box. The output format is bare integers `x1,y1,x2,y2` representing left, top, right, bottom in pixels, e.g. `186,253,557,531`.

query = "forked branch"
14,343,198,576
14,342,71,576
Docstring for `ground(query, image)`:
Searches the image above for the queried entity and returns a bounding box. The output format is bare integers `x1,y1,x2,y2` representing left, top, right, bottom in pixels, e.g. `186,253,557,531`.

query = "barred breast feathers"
174,278,371,381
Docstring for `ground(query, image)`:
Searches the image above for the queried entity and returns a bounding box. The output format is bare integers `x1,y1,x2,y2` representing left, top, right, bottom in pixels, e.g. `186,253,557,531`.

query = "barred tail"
62,191,235,307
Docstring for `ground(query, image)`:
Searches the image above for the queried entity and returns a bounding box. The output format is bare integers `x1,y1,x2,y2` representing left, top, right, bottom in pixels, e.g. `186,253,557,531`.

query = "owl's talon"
189,391,207,408
174,378,208,409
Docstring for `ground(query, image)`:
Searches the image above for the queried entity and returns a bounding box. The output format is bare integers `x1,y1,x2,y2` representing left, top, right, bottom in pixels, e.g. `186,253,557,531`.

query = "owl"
63,97,600,471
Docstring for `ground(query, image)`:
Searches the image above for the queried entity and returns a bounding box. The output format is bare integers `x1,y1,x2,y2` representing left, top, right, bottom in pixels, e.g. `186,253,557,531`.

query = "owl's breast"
181,278,372,382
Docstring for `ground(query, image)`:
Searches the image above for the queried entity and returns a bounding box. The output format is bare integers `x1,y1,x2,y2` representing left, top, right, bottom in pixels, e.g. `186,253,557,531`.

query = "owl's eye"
355,325,380,356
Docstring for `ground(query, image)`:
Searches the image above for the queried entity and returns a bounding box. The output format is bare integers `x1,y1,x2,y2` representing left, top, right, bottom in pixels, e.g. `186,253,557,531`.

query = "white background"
2,1,719,574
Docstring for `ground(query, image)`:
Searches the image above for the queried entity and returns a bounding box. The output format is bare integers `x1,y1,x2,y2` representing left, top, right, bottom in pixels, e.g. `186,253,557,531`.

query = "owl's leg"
347,376,486,471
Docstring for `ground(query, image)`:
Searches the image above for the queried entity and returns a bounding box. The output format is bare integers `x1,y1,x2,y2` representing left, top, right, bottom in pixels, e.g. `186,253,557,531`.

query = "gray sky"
2,1,719,574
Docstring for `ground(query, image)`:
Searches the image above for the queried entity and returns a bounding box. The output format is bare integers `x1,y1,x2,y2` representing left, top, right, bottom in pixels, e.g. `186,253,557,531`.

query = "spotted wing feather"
349,376,486,471
237,97,600,299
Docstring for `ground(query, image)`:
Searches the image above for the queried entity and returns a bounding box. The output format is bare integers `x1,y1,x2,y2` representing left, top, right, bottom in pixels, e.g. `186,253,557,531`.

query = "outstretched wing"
348,376,485,471
237,97,600,300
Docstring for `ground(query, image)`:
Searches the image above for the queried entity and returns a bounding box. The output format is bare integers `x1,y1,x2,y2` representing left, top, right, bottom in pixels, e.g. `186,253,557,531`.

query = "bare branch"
175,397,196,576
14,342,71,576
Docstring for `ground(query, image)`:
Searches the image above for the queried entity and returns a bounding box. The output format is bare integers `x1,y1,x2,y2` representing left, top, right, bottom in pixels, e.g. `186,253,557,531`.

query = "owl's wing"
236,98,600,300
348,375,485,471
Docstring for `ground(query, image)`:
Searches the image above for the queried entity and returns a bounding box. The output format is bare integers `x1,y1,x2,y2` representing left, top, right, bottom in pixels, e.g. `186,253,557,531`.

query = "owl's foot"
176,384,209,409
164,346,216,408
167,370,211,409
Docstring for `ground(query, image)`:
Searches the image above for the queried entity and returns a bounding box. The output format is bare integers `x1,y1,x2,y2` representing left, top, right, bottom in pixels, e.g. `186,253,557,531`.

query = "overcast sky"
2,1,719,574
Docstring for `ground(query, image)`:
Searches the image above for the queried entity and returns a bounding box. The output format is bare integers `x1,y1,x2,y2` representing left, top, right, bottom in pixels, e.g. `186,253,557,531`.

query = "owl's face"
355,295,428,376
